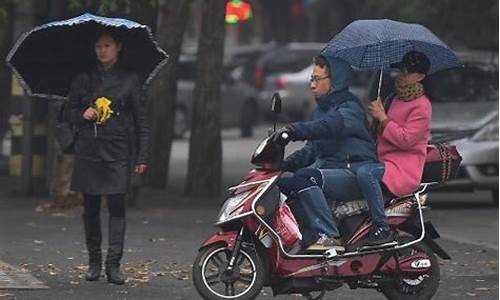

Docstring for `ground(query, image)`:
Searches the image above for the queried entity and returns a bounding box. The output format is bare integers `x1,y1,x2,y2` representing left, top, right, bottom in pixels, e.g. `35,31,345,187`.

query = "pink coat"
378,95,432,197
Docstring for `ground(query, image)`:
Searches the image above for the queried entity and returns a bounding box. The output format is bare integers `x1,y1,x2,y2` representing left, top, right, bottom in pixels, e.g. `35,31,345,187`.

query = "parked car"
373,50,499,203
257,63,373,121
174,54,259,138
254,42,325,91
223,43,276,87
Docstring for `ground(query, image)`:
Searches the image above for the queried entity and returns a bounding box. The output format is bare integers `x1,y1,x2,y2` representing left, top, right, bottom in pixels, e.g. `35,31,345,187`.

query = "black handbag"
55,101,76,154
55,72,96,154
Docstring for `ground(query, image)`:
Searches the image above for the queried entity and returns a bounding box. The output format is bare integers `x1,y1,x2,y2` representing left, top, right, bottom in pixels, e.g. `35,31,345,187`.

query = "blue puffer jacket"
284,56,377,172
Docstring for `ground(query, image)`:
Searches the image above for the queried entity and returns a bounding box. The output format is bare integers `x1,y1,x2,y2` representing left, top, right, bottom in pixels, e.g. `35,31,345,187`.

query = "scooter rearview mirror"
271,92,282,132
271,92,282,114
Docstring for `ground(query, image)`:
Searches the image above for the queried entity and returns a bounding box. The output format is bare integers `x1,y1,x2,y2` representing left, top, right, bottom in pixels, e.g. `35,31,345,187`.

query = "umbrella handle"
377,65,384,99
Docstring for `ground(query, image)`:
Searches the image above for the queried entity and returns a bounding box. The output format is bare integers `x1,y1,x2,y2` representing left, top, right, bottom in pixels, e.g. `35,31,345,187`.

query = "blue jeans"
356,163,387,230
278,168,340,246
278,165,388,245
321,164,388,230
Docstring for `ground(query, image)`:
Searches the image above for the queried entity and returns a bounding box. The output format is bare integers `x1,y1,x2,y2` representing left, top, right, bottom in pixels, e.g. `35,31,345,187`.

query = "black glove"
269,126,293,145
280,159,294,172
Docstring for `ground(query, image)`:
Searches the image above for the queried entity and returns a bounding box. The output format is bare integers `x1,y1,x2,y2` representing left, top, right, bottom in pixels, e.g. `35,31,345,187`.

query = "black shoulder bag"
55,71,96,154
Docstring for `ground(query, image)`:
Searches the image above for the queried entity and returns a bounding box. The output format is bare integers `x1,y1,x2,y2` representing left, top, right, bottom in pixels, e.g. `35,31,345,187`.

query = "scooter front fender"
199,231,239,251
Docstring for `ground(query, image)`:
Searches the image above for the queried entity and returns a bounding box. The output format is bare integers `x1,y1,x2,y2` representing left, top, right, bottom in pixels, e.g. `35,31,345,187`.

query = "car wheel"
174,106,188,139
239,100,258,138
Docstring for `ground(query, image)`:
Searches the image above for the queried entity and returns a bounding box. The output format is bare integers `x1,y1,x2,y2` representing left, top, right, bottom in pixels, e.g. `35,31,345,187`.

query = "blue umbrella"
6,13,168,100
321,19,461,97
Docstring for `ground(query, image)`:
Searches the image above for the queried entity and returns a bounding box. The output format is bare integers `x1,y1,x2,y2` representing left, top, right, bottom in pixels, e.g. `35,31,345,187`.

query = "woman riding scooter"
358,51,433,246
270,55,377,252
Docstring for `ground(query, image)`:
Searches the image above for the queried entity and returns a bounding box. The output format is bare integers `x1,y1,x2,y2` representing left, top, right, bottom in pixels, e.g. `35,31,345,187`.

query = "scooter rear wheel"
193,244,265,300
380,237,440,300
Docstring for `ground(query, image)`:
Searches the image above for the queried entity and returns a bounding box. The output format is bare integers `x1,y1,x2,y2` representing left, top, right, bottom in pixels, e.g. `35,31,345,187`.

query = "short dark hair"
313,55,330,77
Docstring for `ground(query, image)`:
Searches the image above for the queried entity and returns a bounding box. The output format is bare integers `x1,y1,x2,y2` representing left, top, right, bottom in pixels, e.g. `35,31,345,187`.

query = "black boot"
83,214,102,281
105,217,126,285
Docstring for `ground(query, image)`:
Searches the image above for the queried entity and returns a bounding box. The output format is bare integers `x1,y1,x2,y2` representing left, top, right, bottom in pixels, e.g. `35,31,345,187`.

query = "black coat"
67,64,150,195
67,64,150,164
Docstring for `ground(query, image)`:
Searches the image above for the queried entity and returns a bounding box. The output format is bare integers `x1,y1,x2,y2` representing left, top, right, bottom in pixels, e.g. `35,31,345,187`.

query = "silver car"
257,64,372,121
427,51,499,203
175,54,259,138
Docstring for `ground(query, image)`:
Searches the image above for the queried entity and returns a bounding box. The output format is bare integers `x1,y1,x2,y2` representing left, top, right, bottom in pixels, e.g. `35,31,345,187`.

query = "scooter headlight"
217,190,252,224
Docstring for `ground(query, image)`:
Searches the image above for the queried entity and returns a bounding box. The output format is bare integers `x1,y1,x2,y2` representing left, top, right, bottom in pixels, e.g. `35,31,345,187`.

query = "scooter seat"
331,191,394,221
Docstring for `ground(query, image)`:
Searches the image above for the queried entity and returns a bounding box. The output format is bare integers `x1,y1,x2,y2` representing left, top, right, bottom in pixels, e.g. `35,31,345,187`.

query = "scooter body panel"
200,231,239,251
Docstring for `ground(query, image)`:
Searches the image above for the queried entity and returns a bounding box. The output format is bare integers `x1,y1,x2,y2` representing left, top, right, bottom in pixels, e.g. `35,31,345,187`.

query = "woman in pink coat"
357,51,432,246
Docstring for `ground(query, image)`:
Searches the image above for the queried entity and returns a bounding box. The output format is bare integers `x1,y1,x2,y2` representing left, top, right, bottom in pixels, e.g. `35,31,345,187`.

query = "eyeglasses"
309,75,329,84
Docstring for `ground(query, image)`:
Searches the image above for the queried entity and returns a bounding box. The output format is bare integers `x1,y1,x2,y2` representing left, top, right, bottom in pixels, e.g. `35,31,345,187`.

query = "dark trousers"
83,194,126,218
82,193,126,269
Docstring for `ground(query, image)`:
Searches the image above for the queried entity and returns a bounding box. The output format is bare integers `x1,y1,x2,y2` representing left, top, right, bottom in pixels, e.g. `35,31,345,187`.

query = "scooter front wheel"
193,244,265,300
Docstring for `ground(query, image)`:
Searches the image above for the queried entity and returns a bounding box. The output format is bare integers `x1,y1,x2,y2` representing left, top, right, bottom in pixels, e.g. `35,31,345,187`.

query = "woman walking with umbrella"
67,30,150,285
6,13,168,285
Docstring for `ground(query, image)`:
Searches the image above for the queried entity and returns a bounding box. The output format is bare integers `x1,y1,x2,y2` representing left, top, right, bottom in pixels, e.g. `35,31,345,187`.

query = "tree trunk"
0,2,13,139
44,0,84,209
185,0,226,198
146,0,192,188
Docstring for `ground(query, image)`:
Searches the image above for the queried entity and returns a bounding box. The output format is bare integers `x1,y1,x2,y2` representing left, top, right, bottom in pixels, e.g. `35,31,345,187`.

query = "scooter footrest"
357,241,398,252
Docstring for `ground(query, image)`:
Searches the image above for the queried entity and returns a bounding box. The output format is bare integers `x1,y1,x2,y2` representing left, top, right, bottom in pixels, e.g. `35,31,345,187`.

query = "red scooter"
193,95,450,300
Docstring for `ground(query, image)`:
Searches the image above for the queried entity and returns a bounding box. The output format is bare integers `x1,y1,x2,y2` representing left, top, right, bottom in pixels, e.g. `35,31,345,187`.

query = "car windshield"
426,64,499,103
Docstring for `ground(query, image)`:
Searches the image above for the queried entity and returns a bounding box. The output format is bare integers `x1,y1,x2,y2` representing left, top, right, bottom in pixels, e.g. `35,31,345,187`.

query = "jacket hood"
324,55,353,92
316,56,354,109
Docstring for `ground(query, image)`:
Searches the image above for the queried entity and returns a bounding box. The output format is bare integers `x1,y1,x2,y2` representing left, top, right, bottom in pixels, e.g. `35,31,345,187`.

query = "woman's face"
95,34,121,66
396,70,425,87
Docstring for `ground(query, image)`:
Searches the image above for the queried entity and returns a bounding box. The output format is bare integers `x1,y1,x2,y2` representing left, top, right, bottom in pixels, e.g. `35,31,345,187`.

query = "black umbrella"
6,13,168,100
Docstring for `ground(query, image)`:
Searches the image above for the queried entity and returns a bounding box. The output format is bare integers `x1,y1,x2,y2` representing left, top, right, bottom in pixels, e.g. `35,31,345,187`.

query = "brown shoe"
306,235,345,252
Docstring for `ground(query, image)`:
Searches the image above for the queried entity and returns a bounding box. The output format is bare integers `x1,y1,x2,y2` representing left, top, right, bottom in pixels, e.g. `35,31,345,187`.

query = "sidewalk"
0,175,498,300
